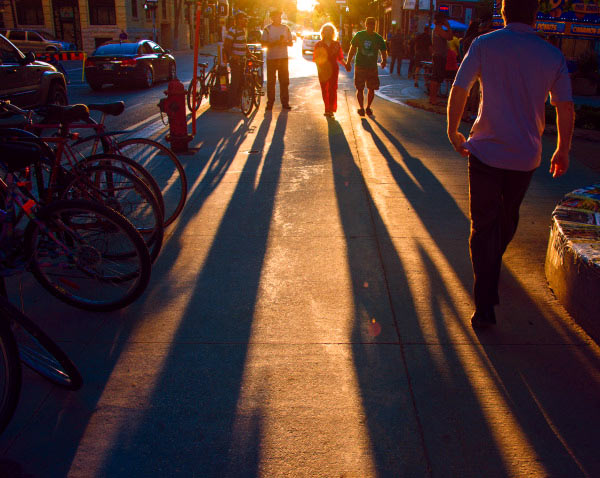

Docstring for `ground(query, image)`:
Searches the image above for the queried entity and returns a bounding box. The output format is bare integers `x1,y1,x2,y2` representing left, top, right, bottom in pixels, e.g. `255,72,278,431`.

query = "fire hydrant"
158,78,193,153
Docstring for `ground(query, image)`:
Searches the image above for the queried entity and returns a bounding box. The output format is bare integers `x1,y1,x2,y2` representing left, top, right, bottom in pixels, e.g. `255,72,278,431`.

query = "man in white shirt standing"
261,9,293,110
447,0,575,328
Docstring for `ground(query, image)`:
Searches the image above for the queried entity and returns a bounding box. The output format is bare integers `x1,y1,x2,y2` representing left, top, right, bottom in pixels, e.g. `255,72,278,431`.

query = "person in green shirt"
345,17,387,116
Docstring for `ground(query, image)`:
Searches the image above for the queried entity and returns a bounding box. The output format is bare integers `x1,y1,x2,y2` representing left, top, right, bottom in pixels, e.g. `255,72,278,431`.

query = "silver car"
0,29,75,54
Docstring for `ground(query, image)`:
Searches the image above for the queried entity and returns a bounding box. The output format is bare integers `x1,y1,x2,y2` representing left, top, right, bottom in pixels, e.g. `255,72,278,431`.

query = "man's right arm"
345,45,357,71
549,100,575,178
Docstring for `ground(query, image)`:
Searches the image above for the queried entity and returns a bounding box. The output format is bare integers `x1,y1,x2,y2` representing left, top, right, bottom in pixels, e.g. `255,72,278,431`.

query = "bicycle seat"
87,102,125,116
198,62,209,68
39,104,90,125
0,114,28,128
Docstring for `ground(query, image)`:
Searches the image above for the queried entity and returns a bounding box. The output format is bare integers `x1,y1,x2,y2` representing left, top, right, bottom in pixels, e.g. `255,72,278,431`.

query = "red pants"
319,72,339,112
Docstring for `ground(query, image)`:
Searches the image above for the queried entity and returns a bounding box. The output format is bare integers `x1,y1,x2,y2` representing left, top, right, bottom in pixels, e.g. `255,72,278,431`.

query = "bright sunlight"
297,0,316,12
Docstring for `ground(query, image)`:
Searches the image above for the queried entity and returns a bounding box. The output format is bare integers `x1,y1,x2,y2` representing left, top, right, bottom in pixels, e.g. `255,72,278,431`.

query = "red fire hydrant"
158,78,193,153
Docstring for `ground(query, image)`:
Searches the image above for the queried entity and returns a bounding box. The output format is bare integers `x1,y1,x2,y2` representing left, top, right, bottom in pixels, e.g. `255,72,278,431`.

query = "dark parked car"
84,40,176,90
0,34,68,108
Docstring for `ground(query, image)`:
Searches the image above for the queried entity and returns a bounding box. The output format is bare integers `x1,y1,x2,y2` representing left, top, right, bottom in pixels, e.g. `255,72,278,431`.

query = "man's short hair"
270,9,282,17
365,17,376,25
501,0,539,25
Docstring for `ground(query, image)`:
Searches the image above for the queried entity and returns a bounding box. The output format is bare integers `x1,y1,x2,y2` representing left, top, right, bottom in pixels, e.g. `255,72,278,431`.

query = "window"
28,32,43,42
9,31,26,41
16,0,44,25
0,37,21,63
132,0,138,18
450,5,463,19
89,0,116,25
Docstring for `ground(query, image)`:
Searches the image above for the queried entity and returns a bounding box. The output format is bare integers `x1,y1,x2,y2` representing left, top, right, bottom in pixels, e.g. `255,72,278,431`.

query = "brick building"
0,0,192,52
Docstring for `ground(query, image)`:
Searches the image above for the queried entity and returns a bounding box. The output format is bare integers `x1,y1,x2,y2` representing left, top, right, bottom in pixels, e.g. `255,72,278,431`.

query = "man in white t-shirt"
447,0,574,328
261,9,293,110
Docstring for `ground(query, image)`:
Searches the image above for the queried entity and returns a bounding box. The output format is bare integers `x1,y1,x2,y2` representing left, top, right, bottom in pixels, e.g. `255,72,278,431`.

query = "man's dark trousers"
389,56,401,75
468,155,535,311
229,59,244,108
266,58,289,107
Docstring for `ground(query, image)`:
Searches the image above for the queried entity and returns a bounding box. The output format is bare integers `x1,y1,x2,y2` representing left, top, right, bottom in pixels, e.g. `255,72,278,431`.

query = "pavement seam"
343,90,434,478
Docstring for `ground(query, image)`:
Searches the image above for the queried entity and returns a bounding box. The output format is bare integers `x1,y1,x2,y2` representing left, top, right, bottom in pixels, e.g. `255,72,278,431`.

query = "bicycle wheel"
24,199,152,312
253,70,263,108
59,164,164,263
187,74,205,112
0,315,21,435
79,153,165,220
0,296,81,390
241,81,255,117
116,138,187,228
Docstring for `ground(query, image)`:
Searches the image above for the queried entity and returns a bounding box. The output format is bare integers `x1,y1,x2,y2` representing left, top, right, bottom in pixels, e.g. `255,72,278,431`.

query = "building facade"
0,0,192,52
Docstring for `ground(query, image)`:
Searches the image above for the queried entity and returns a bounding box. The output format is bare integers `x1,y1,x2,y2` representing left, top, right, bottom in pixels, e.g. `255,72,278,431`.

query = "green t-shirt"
351,30,387,69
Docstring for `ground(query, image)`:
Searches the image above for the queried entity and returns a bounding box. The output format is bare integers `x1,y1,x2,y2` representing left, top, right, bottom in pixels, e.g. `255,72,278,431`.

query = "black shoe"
357,108,365,116
470,308,496,329
366,107,373,116
265,104,273,111
282,104,292,110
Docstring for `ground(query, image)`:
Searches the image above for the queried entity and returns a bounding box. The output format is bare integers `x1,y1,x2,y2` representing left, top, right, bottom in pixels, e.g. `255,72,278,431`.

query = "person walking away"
345,17,387,117
407,33,417,79
313,23,344,117
389,28,404,76
412,26,431,88
261,10,294,110
223,11,248,111
430,13,452,105
446,0,574,328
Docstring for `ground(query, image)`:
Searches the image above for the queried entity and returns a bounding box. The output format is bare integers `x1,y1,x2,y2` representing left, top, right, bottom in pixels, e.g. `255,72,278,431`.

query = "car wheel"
168,62,176,81
46,83,68,106
88,80,103,91
141,65,153,88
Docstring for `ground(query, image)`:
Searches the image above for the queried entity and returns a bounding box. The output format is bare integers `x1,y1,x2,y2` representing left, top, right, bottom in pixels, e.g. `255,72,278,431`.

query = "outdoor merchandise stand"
545,184,600,341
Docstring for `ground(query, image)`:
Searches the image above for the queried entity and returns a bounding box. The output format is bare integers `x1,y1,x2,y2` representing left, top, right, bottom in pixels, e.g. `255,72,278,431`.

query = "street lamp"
144,0,158,42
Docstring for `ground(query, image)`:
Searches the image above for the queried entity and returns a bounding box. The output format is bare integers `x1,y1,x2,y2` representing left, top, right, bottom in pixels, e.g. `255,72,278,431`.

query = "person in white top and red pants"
261,10,293,110
447,0,575,328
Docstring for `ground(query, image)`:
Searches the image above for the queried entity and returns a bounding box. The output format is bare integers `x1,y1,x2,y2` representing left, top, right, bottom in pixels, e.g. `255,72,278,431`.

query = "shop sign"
536,21,566,33
570,23,600,35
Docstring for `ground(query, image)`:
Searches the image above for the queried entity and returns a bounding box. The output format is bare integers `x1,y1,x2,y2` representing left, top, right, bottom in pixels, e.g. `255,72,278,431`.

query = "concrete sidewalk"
1,66,600,477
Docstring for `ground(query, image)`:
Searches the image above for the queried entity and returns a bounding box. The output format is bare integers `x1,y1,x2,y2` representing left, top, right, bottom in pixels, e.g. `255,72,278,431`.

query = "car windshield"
39,31,57,40
94,43,139,55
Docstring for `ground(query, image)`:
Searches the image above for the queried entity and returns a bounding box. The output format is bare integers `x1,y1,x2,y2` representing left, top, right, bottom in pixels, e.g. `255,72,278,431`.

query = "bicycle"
187,53,219,113
0,138,152,312
0,104,165,262
240,53,264,117
46,101,187,229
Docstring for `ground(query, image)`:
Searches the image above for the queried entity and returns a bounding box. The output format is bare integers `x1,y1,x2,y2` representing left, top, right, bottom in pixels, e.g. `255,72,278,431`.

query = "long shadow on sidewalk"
358,116,600,476
327,117,509,476
88,112,288,476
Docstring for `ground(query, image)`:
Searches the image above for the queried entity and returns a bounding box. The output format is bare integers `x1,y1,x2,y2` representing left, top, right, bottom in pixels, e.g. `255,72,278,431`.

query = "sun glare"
297,0,316,12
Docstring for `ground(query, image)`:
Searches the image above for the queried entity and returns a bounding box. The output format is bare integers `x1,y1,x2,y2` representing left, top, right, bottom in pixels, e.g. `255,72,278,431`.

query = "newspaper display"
551,184,600,269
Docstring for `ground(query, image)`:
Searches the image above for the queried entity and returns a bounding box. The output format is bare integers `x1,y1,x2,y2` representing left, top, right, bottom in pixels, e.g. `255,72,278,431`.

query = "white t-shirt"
261,24,292,60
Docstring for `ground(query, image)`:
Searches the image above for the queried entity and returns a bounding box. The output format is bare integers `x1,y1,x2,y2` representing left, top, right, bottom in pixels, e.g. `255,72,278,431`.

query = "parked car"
0,34,68,108
0,29,75,54
302,33,321,55
84,40,176,90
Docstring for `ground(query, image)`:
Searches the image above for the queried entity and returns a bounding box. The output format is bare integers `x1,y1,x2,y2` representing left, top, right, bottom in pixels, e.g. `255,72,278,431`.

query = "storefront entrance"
52,0,82,49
